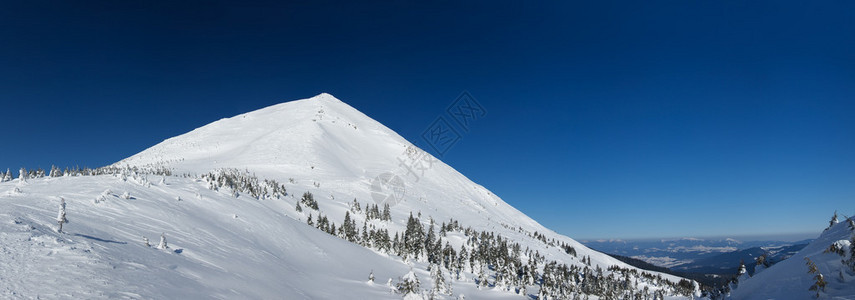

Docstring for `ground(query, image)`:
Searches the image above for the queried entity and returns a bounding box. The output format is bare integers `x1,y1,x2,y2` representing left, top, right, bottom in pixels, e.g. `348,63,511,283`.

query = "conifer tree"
56,197,68,233
404,212,425,259
477,266,489,289
430,263,452,296
848,234,855,272
382,203,391,221
755,253,770,274
397,269,420,296
361,220,369,246
736,259,749,284
19,168,27,183
828,211,839,230
342,211,352,241
426,222,437,263
301,192,318,210
806,257,826,298
49,165,61,177
157,233,168,249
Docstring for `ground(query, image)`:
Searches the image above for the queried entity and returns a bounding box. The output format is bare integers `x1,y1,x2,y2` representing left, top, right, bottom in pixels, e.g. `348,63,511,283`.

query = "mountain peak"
310,92,339,101
115,94,547,236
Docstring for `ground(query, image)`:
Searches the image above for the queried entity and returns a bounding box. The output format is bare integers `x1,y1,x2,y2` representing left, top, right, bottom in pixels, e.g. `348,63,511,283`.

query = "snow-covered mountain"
115,92,545,235
730,216,855,299
1,93,697,299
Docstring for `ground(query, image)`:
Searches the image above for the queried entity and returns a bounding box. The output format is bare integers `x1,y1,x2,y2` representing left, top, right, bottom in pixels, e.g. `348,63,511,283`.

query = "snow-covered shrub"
95,189,112,203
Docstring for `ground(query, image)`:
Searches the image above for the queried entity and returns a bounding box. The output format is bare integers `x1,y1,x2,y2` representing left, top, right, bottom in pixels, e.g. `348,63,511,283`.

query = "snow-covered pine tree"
157,233,168,249
810,274,827,298
49,165,60,177
361,220,369,246
476,266,489,289
19,167,27,183
295,202,303,212
806,257,826,298
143,236,150,247
369,270,375,283
2,168,12,182
828,211,840,230
755,253,770,274
425,222,437,263
848,235,855,272
56,197,68,233
343,211,355,242
350,198,361,213
397,269,420,296
736,260,749,282
403,212,425,260
382,203,391,221
430,263,452,296
301,191,318,210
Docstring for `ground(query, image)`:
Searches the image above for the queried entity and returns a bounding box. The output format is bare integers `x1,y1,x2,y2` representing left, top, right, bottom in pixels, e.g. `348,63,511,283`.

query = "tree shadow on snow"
73,233,127,244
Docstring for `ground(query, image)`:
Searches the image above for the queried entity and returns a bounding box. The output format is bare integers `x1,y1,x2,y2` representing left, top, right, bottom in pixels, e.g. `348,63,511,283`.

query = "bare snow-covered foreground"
3,94,703,299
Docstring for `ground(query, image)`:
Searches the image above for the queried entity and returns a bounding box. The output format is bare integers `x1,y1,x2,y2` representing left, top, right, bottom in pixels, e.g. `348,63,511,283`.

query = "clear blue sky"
1,1,853,240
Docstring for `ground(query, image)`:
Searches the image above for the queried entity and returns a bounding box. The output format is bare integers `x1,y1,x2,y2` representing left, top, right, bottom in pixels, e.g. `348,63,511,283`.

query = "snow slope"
1,174,529,299
2,93,691,299
731,218,855,300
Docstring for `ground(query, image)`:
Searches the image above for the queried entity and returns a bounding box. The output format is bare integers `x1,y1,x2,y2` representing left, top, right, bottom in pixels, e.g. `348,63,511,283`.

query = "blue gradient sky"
1,1,853,239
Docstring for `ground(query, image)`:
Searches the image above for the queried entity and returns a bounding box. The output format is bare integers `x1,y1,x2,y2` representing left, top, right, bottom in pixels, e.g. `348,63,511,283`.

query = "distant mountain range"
582,237,811,268
582,237,811,290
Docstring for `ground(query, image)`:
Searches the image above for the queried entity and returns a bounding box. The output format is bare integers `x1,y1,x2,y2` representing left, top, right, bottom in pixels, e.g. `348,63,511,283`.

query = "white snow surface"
731,219,855,300
2,93,688,299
